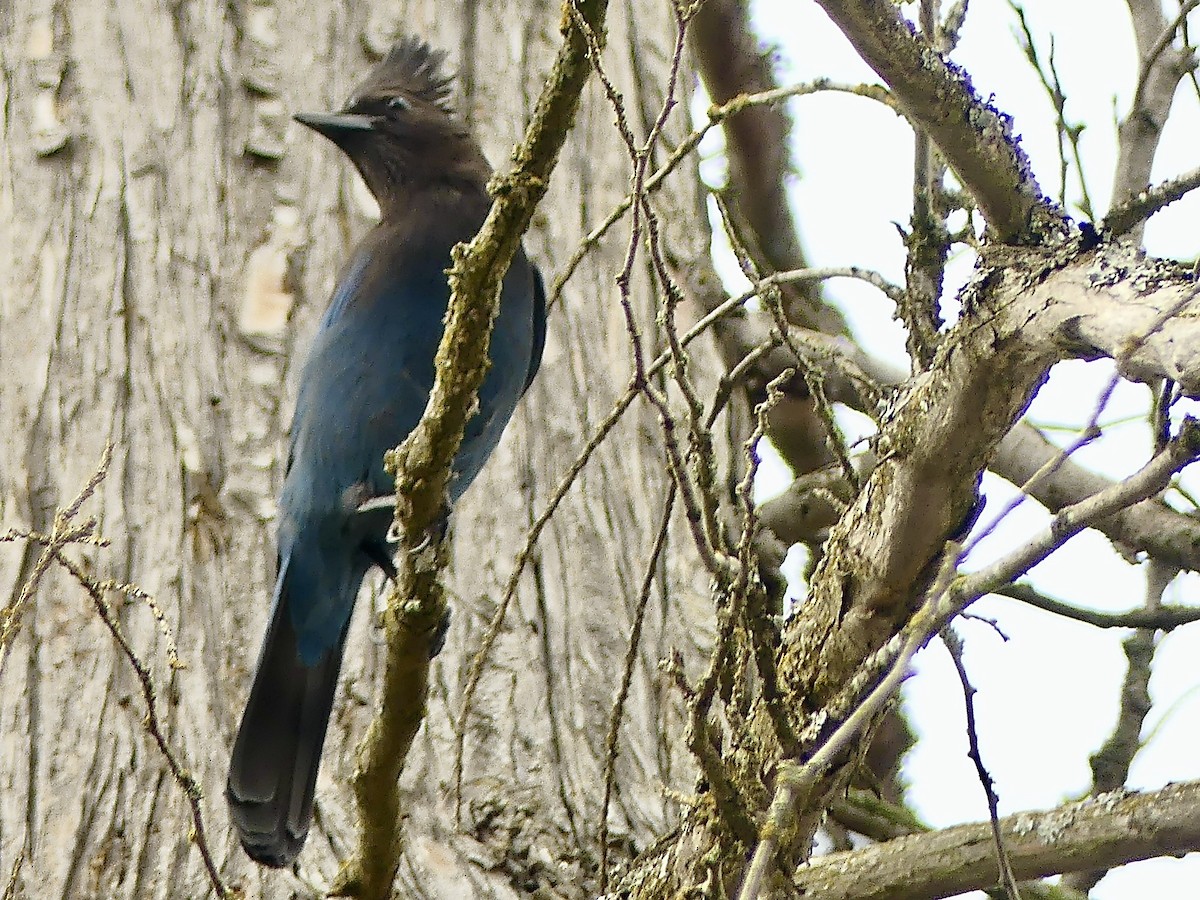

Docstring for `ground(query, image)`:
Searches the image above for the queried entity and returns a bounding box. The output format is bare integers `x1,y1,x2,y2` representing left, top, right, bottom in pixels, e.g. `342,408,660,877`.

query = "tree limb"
791,782,1200,900
993,424,1200,570
999,581,1200,629
332,1,610,894
1114,0,1197,237
813,0,1059,242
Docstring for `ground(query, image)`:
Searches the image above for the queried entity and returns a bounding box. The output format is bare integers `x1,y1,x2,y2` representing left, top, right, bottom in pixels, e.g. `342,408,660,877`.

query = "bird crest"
350,37,455,112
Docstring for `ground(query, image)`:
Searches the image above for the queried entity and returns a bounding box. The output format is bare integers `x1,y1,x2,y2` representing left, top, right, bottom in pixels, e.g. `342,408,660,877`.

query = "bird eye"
387,96,410,112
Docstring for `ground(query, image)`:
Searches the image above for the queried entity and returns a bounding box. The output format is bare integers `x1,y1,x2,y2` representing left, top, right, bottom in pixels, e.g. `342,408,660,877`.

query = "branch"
738,553,957,900
331,2,609,895
830,791,925,842
1009,2,1097,220
551,76,896,312
813,0,1058,242
1113,0,1197,232
746,413,1199,897
598,487,676,890
993,424,1200,571
756,466,859,545
959,420,1200,600
1061,564,1165,893
790,782,1200,900
757,411,1200,571
773,243,1199,844
942,627,1021,900
2,852,23,900
1,448,230,898
1102,164,1200,237
999,581,1200,630
1045,261,1200,395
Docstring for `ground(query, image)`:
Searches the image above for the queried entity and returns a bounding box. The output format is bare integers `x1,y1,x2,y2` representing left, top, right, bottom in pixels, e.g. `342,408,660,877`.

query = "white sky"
735,2,1200,896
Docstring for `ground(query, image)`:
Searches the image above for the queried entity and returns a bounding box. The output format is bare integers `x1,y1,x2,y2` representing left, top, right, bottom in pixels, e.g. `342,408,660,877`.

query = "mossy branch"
330,2,611,896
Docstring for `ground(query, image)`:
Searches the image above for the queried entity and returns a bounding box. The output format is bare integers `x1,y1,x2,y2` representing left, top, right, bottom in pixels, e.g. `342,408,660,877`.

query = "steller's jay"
226,37,546,867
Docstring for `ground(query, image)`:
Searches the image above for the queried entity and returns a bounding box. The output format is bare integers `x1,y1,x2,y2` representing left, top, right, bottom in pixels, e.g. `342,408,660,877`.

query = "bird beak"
293,112,376,140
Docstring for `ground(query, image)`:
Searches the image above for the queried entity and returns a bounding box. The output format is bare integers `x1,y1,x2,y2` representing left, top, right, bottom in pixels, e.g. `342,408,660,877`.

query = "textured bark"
620,243,1200,898
791,783,1200,900
0,2,719,897
6,4,1200,900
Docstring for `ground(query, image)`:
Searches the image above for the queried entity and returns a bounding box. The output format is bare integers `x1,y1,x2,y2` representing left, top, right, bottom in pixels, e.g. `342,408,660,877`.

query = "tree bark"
0,2,720,897
7,3,1200,900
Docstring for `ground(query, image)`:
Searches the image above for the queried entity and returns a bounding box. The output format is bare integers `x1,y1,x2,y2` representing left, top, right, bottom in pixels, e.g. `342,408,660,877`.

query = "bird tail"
226,554,347,867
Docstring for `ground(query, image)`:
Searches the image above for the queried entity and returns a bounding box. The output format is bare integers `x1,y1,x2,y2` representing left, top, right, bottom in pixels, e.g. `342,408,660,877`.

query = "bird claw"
352,493,449,556
356,494,396,517
403,506,450,552
408,529,433,554
386,518,403,545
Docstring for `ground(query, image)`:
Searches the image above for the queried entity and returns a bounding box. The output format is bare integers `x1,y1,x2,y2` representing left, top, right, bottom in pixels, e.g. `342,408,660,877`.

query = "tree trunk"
1,2,721,897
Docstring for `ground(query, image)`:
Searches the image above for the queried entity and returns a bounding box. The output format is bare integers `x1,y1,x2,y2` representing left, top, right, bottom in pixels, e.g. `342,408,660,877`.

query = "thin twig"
549,79,896,309
573,0,733,581
598,486,676,891
2,850,23,900
1009,3,1095,219
4,448,230,897
0,447,114,656
452,272,784,819
733,371,800,754
958,419,1200,602
713,194,860,491
942,626,1022,900
55,551,230,897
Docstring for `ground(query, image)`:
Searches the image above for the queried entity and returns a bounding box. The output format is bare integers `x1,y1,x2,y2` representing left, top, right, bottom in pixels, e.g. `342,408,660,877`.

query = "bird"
226,36,546,868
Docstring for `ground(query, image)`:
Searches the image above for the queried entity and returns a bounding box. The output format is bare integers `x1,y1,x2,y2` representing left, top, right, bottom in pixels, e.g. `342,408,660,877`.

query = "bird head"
295,37,489,206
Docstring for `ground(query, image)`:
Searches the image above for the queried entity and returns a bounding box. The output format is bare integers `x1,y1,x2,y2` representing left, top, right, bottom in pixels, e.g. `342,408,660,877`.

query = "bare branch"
942,627,1021,900
1061,588,1162,893
743,245,1200,887
790,782,1200,900
993,424,1200,571
738,548,960,900
450,262,845,816
1113,0,1197,239
1102,164,1200,236
999,582,1200,629
1045,265,1200,395
550,77,895,313
598,487,675,891
813,0,1059,241
959,421,1200,602
335,1,610,893
1064,409,1181,895
2,852,22,900
1010,3,1096,219
2,449,231,898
